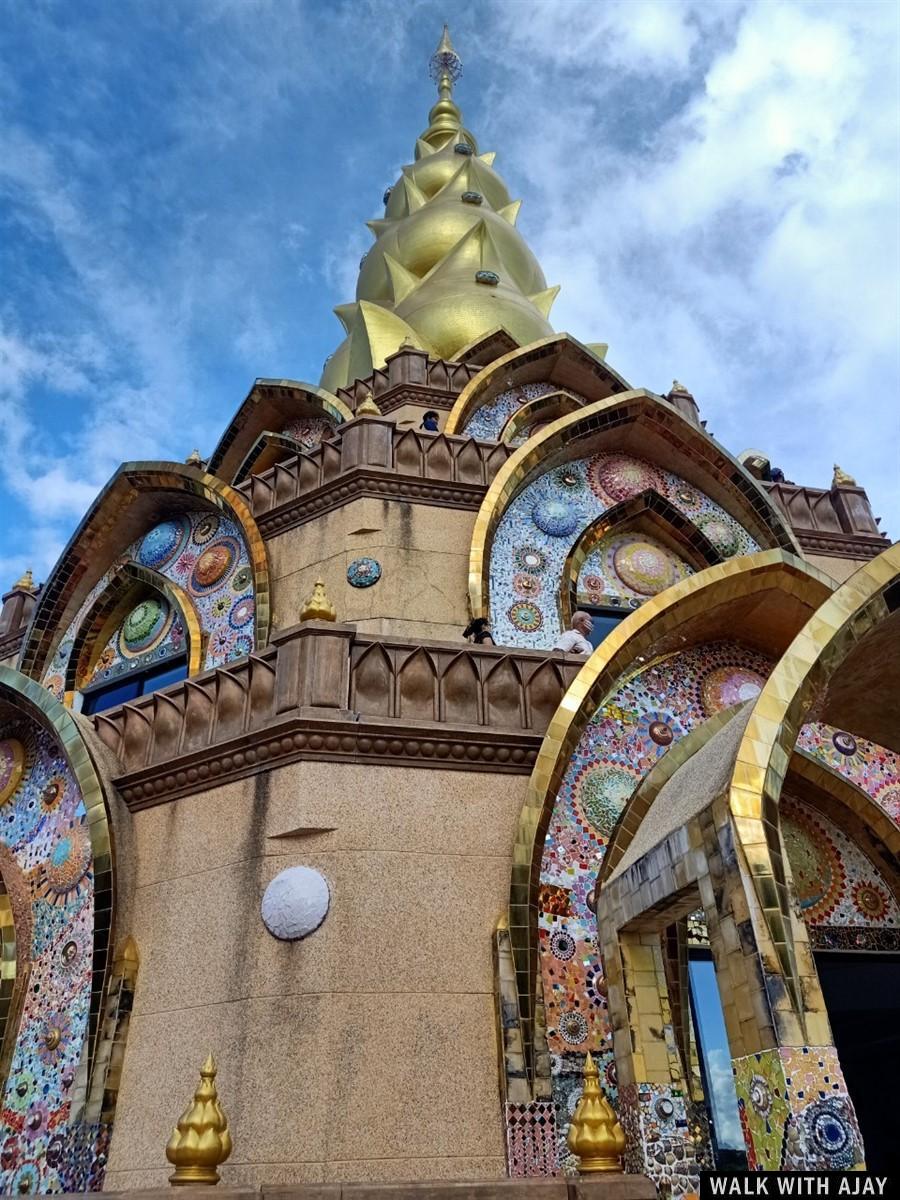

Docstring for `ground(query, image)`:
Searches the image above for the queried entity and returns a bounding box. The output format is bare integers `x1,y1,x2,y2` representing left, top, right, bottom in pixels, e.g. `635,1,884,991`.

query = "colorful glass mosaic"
781,795,899,927
539,640,772,1151
504,1101,559,1177
0,720,100,1192
43,509,256,700
281,415,336,450
489,452,758,648
462,381,570,441
577,532,694,607
799,723,900,820
346,557,382,588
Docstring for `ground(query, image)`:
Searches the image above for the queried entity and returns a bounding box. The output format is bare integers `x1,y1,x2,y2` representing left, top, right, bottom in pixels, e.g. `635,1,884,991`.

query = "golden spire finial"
166,1054,232,1186
356,389,382,416
670,379,691,395
566,1051,626,1173
12,568,35,593
422,25,467,150
832,463,857,488
185,448,203,468
300,578,336,622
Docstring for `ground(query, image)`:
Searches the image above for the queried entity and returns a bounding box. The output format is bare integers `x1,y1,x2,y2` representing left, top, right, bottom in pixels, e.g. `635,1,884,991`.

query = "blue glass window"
81,654,189,715
688,949,746,1162
582,605,628,650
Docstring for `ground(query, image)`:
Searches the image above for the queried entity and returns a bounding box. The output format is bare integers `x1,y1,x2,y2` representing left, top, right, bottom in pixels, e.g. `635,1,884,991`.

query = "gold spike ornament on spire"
320,26,560,393
166,1054,232,1186
300,578,337,622
566,1051,626,1172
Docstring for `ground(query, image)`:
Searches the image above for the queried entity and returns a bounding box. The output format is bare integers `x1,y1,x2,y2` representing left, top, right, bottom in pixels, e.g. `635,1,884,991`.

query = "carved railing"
336,345,481,413
235,419,512,534
91,624,582,809
765,481,888,558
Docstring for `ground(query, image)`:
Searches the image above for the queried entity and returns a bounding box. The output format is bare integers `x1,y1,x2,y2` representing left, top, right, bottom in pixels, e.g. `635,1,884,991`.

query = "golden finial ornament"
166,1054,232,1186
355,390,382,416
185,448,204,468
832,463,857,487
566,1051,626,1173
670,380,690,395
300,578,336,622
12,568,35,593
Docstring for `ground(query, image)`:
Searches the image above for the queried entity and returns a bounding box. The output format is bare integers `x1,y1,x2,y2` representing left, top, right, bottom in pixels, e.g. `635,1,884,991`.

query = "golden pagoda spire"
300,578,337,622
166,1054,232,1185
566,1051,626,1172
321,27,559,393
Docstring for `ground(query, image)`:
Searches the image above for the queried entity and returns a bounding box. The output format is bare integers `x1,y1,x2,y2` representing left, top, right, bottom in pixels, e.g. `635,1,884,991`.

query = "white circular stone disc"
261,866,330,940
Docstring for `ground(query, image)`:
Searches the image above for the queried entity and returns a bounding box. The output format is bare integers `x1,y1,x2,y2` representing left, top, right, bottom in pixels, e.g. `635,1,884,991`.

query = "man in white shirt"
554,610,594,656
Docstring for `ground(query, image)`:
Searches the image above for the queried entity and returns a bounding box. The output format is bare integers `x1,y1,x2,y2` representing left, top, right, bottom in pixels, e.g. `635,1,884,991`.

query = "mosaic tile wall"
733,1045,864,1170
0,720,101,1192
281,415,336,450
576,531,694,608
462,381,569,441
539,640,773,1162
42,509,256,700
82,602,186,689
799,724,900,821
781,794,900,929
489,451,757,648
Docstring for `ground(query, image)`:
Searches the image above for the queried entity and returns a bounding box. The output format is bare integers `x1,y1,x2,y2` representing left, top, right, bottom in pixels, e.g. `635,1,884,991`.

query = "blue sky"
1,0,898,582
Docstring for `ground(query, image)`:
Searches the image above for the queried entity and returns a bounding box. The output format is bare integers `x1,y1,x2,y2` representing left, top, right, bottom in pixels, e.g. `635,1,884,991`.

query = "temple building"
0,26,897,1196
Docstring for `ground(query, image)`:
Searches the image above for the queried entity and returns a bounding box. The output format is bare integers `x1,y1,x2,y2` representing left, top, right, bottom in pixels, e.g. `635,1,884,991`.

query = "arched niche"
206,378,353,484
18,463,270,698
64,564,203,713
498,389,584,446
444,332,630,437
0,666,122,1192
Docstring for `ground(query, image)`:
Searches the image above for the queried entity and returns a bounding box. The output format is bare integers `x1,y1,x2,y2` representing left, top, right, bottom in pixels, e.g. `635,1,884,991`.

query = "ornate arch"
498,390,584,446
207,378,353,483
727,541,900,1014
506,551,833,1081
18,462,270,686
444,332,630,436
468,391,799,635
65,563,204,704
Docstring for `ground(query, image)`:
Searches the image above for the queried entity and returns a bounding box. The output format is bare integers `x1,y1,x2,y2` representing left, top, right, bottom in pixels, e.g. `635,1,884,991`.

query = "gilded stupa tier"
321,27,558,392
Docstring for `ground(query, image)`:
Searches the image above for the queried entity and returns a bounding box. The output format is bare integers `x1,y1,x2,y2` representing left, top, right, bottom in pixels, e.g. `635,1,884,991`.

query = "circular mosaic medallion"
648,720,674,747
347,557,382,588
831,730,857,757
43,826,91,905
675,486,701,510
120,597,173,657
696,514,740,557
192,513,221,546
655,1097,675,1120
549,930,576,961
231,566,252,593
748,1075,773,1118
575,765,635,838
228,595,255,630
514,545,547,573
41,777,65,813
0,739,25,806
137,518,189,570
876,785,900,822
804,1099,853,1159
613,540,680,596
851,880,889,921
508,601,543,633
553,466,584,490
512,572,541,598
227,633,254,660
699,665,766,716
584,960,607,1007
10,1162,42,1194
557,1010,589,1045
588,453,666,504
532,498,579,538
190,538,240,594
781,807,844,921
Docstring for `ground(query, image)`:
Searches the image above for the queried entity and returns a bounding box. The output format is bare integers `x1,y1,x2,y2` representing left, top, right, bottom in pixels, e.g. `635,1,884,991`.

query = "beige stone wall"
268,499,475,642
105,760,527,1189
803,552,871,584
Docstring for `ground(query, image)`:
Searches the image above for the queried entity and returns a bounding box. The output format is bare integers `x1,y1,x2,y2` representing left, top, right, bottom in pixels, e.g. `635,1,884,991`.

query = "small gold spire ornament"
356,390,382,416
185,448,204,468
300,578,336,622
832,463,857,487
12,568,35,593
670,380,691,395
567,1051,626,1173
166,1054,232,1186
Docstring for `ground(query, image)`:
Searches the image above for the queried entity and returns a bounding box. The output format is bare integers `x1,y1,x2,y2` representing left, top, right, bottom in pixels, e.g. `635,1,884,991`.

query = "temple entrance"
815,953,900,1174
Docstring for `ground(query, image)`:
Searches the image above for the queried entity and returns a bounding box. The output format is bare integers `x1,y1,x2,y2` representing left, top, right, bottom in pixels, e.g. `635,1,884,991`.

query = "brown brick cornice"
91,623,583,810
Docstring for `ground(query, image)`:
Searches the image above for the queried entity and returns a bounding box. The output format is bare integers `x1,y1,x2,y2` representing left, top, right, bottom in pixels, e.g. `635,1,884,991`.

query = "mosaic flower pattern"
462,381,566,441
0,721,98,1191
281,415,336,450
798,723,900,821
43,509,256,699
781,795,899,927
489,452,757,647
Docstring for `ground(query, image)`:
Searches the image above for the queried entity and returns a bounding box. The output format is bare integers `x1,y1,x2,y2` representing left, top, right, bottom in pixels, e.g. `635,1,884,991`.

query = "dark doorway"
815,952,900,1174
